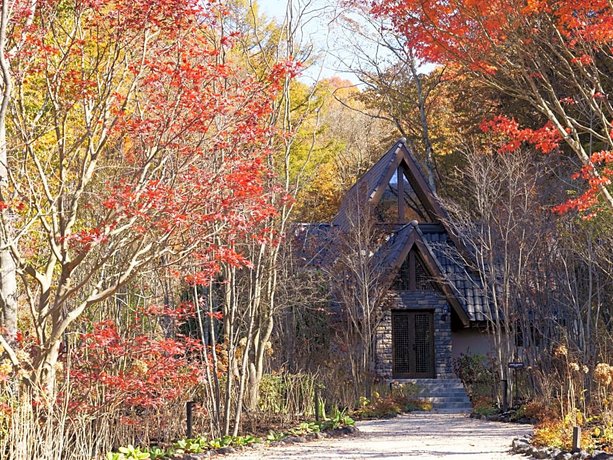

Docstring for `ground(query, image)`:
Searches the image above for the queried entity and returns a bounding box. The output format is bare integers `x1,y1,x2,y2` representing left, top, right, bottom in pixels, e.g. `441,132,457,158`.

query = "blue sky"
259,0,286,19
256,0,361,85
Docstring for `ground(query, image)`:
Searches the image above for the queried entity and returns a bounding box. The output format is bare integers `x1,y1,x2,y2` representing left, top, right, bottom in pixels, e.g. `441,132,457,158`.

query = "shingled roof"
297,139,490,325
374,222,488,324
419,225,488,322
374,222,472,326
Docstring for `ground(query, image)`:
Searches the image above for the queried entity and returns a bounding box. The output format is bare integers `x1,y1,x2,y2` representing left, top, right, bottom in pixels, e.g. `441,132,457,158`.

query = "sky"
259,0,286,19
257,0,362,85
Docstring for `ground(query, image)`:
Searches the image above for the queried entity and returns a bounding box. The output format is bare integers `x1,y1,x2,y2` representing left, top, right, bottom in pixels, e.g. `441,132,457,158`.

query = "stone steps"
393,378,472,413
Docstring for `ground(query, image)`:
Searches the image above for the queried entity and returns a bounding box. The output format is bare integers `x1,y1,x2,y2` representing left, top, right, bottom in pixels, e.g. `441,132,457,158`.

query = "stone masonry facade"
375,290,453,379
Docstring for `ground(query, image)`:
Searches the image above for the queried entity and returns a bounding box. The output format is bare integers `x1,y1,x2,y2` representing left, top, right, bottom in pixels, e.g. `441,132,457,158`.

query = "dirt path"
225,413,532,459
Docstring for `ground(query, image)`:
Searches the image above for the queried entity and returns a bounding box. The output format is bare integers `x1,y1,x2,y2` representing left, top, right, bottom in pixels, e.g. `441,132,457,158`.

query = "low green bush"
107,434,262,459
106,445,151,460
320,410,355,430
107,413,357,459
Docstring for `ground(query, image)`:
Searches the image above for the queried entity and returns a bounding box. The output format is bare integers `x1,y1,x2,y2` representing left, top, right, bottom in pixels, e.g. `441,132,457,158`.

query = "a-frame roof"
333,139,448,228
295,139,488,325
375,222,471,327
332,138,468,256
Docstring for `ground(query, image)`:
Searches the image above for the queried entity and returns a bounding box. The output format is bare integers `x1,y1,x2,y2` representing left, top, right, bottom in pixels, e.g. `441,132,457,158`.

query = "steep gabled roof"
333,139,470,258
419,225,488,322
375,222,471,327
296,140,489,326
332,139,448,229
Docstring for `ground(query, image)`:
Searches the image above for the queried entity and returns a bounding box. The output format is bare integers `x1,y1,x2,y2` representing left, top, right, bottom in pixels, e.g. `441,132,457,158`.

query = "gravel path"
225,413,532,459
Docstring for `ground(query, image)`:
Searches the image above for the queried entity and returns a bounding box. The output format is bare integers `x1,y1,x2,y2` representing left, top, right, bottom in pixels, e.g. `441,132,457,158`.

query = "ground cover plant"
106,413,356,459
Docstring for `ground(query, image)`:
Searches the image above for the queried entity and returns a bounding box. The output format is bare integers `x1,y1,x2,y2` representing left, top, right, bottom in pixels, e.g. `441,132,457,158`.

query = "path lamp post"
508,358,525,408
186,400,195,438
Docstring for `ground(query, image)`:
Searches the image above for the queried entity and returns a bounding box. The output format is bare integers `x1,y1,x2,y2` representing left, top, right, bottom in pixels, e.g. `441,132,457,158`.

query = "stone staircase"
395,378,472,413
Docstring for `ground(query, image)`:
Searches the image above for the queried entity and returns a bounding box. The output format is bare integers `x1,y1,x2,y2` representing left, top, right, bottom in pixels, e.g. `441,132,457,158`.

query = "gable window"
375,175,400,222
398,166,431,222
374,166,433,224
393,249,439,291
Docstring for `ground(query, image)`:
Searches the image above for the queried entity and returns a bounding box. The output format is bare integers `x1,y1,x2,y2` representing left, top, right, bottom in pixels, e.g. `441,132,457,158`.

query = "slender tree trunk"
408,53,436,192
0,0,17,344
33,341,62,396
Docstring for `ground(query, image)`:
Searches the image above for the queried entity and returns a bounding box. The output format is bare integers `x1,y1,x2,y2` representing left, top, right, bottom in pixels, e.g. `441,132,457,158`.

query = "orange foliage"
372,0,613,214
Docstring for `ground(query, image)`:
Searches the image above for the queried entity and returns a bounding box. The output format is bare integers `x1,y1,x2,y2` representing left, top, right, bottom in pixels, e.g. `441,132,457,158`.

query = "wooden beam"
408,249,416,291
398,146,443,221
397,143,471,258
370,147,403,206
397,166,406,222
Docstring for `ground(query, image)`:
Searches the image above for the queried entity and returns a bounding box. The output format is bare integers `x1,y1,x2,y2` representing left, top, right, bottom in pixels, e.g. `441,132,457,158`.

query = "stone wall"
375,290,453,379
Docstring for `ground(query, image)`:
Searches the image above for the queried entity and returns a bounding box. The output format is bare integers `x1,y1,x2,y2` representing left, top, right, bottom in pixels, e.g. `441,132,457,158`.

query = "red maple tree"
372,0,613,215
0,0,293,393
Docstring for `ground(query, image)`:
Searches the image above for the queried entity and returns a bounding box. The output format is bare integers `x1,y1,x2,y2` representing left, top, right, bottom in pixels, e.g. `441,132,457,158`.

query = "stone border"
471,412,536,424
511,436,612,460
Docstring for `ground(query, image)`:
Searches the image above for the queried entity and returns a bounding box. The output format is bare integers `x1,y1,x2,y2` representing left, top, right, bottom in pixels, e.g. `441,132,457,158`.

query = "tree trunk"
0,0,17,344
409,55,436,192
0,236,17,342
32,340,62,398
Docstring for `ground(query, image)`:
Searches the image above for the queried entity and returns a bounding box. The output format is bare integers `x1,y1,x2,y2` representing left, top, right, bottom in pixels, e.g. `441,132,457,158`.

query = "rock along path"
224,412,532,459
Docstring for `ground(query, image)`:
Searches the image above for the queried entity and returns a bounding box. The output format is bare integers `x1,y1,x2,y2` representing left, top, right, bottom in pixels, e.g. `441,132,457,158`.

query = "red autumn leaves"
372,0,613,215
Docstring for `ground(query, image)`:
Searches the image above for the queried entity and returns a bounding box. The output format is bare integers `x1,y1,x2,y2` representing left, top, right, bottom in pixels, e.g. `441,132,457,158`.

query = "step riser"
418,392,469,396
392,379,472,411
428,409,471,413
416,386,465,390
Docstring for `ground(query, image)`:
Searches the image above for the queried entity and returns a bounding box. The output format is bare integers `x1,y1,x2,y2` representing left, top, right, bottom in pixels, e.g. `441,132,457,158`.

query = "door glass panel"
392,311,435,378
392,311,410,376
414,313,433,374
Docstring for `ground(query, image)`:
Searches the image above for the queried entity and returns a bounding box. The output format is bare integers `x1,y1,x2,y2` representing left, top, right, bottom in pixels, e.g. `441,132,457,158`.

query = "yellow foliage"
532,420,571,449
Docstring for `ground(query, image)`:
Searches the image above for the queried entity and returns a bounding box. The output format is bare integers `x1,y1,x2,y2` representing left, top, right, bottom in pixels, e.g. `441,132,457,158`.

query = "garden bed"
470,410,537,425
106,413,359,460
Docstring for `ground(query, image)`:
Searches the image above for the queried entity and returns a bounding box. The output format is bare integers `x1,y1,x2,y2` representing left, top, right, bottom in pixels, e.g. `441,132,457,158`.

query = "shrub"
258,372,318,419
106,445,151,460
404,399,433,412
353,383,428,419
533,419,599,452
519,399,559,423
532,420,569,449
471,393,498,416
320,411,355,430
453,353,496,400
